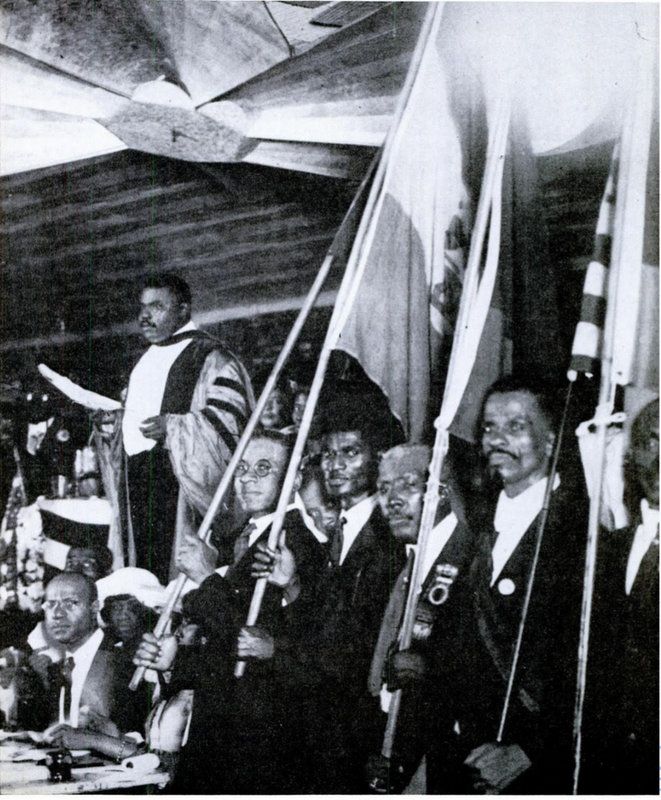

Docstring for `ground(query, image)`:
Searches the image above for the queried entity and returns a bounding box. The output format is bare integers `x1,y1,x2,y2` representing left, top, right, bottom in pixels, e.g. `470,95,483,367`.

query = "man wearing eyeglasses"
365,443,474,793
134,430,327,793
31,573,148,736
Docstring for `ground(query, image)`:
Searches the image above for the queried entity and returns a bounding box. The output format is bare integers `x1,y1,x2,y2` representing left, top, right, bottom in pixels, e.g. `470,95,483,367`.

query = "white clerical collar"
625,499,659,595
339,494,377,565
491,474,560,585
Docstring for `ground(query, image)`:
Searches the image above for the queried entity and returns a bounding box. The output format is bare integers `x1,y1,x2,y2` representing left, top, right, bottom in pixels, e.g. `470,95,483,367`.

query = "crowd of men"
0,273,657,794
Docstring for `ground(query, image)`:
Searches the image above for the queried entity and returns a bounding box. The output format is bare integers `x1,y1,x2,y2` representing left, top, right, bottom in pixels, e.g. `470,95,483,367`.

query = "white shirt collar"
214,499,326,578
405,512,458,580
491,474,560,585
62,628,104,728
625,499,659,595
339,494,377,565
247,494,328,547
292,493,329,543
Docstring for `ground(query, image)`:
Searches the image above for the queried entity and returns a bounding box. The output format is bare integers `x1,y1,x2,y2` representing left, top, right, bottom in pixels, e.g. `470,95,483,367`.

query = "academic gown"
169,509,326,795
427,480,588,794
109,331,253,583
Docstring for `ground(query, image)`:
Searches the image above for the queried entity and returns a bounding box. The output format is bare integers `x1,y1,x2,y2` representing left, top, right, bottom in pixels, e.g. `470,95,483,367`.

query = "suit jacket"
307,506,406,793
369,513,476,785
314,506,406,694
37,636,151,734
429,479,588,793
581,520,659,794
171,508,326,794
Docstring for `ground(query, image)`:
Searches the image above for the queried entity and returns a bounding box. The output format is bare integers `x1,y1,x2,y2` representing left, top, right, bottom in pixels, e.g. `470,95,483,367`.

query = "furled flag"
333,3,562,442
332,3,482,441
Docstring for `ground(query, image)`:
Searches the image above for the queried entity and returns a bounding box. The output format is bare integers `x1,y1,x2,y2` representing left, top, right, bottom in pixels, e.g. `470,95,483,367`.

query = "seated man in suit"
581,398,659,794
366,443,474,792
133,429,327,793
30,572,150,752
309,395,406,793
427,375,588,794
26,544,115,666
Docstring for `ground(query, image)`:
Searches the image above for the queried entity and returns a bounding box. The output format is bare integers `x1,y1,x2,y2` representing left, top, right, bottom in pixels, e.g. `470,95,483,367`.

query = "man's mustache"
486,448,517,458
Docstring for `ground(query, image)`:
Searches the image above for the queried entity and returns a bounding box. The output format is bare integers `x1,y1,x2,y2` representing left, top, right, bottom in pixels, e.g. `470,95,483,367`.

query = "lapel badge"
497,578,516,595
427,563,459,606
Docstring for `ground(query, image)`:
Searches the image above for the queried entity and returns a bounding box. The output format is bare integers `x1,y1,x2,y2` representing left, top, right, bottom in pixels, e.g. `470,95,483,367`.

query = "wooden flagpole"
380,95,511,760
128,154,375,691
571,51,654,792
233,0,446,678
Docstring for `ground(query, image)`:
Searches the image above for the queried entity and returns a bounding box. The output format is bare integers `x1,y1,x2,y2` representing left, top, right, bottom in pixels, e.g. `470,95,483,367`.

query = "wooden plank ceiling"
0,151,364,355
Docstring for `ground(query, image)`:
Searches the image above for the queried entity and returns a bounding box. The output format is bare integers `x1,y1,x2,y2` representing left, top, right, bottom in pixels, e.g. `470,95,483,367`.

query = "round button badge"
497,578,516,596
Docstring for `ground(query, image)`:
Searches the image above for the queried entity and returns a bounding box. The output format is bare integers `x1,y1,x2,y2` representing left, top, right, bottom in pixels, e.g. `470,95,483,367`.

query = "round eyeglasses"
235,460,275,478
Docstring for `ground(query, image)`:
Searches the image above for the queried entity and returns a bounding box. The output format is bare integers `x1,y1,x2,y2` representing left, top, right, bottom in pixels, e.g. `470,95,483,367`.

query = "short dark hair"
630,398,659,451
315,392,395,455
67,544,114,579
481,375,563,432
143,273,192,307
100,594,149,626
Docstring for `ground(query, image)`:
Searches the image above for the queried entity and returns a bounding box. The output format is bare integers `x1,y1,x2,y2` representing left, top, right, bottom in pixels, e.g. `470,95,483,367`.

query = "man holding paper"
120,273,253,583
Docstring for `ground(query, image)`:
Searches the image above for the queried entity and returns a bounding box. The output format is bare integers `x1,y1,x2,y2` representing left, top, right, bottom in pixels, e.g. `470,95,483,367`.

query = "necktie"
329,516,347,567
233,522,257,565
59,656,75,724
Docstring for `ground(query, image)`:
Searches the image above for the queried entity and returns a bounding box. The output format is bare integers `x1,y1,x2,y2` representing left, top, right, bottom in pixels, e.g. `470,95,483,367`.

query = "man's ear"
91,599,100,618
545,431,556,457
179,301,191,321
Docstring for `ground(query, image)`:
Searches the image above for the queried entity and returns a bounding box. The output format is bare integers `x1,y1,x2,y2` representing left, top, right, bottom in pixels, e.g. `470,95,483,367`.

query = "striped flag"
567,146,619,381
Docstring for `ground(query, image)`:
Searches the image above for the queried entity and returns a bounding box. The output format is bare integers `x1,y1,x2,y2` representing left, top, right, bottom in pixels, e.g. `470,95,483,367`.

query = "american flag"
567,145,619,381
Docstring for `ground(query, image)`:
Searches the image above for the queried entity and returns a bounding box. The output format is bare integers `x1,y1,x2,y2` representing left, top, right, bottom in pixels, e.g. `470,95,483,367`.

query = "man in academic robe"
133,430,327,793
308,395,406,794
30,572,150,735
119,272,253,583
365,443,475,793
427,376,588,794
581,398,659,794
